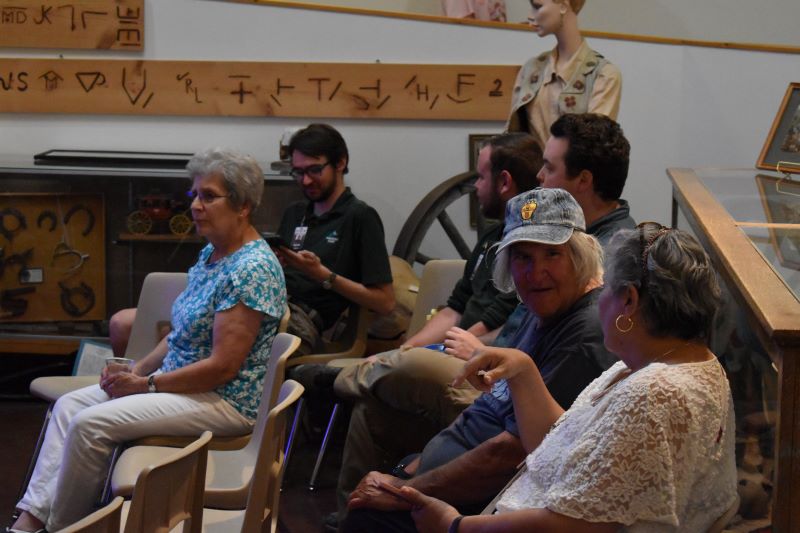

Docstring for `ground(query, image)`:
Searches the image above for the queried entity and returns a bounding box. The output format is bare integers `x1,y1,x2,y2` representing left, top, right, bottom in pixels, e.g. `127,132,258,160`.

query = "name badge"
291,226,308,250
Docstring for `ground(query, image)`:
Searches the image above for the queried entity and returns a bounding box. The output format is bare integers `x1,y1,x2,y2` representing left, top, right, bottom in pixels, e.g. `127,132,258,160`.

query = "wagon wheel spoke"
392,171,480,266
437,210,472,259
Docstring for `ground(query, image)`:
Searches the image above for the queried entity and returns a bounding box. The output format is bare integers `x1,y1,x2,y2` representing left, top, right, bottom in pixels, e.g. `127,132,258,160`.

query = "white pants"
17,384,252,531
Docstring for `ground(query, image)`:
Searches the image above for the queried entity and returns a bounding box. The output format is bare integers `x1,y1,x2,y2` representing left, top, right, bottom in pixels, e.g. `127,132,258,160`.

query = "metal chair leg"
308,402,340,491
100,445,123,505
281,396,304,489
17,403,53,501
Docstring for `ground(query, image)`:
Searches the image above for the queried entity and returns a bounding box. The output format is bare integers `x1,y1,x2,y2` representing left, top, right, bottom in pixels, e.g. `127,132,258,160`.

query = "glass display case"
0,155,301,356
669,167,800,532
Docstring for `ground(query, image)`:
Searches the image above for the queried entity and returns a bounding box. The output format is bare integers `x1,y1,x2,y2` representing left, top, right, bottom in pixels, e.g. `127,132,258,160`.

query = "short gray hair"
186,148,264,214
604,227,720,340
493,231,603,295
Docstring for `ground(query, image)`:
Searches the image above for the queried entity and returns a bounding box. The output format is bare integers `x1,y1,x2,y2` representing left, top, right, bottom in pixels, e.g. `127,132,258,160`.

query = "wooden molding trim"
225,0,800,55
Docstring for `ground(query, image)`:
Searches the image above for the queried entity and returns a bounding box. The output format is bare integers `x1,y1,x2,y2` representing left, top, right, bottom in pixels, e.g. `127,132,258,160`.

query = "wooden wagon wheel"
393,171,491,266
126,210,153,235
169,212,194,236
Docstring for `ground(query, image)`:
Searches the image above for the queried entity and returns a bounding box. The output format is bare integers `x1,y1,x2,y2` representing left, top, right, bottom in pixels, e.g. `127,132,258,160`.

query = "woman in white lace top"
396,223,738,532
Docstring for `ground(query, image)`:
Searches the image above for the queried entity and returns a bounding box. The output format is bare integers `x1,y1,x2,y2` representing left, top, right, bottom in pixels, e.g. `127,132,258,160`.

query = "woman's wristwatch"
448,515,465,533
322,271,338,290
147,374,158,393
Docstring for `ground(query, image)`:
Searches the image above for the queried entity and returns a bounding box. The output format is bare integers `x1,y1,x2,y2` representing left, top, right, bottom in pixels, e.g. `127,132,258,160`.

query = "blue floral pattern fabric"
160,239,287,420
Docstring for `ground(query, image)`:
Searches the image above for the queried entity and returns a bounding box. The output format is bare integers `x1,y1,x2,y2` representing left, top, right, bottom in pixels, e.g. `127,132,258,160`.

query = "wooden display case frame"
669,168,800,532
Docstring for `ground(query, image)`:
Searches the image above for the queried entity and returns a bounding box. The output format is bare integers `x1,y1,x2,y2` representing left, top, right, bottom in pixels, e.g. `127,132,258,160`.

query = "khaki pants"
334,347,480,515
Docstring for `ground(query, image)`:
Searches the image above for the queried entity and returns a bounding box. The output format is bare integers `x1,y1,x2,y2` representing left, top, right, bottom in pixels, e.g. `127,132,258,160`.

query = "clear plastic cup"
105,357,135,375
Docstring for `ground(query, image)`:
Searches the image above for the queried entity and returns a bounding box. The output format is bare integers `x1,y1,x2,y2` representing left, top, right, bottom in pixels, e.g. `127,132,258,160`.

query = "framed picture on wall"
468,134,494,228
757,82,800,173
755,173,800,269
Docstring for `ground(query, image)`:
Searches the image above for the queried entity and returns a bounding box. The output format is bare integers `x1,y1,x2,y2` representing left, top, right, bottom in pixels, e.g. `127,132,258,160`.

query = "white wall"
1,0,799,259
278,0,800,48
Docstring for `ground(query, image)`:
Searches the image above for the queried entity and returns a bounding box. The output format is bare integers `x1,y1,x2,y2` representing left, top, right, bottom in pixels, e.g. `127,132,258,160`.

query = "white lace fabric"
496,358,737,531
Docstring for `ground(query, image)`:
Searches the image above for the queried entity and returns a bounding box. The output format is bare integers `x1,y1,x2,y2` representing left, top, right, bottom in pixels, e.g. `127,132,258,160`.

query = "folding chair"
55,496,123,533
110,333,302,510
307,259,466,489
21,273,188,500
121,432,211,533
178,381,304,533
281,303,372,482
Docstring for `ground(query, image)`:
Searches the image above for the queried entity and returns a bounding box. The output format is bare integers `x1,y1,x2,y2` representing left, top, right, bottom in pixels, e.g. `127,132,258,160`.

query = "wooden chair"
185,380,304,533
55,497,123,533
110,333,301,509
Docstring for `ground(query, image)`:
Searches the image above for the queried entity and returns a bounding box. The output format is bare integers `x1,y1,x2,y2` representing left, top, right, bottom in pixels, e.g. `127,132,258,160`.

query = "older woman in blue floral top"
10,148,286,533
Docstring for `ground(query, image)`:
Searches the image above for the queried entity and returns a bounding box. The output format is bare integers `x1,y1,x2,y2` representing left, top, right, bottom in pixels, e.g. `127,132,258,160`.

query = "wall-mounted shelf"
117,233,205,243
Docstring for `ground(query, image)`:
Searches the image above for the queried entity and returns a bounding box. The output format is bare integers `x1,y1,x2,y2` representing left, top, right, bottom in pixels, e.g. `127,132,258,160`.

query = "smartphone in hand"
262,232,289,250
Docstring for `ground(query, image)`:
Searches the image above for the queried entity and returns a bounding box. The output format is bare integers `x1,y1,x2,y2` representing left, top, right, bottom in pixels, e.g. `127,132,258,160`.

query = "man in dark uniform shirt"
274,123,395,354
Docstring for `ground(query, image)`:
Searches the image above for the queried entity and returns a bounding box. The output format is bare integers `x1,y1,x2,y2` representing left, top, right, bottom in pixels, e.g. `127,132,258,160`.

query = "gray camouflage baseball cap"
496,188,585,253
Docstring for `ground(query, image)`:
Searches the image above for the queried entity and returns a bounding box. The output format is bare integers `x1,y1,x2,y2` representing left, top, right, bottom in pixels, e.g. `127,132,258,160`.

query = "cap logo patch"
521,201,537,220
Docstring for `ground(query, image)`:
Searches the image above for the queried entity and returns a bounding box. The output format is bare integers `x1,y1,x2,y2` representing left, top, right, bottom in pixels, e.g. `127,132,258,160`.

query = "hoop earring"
615,314,633,333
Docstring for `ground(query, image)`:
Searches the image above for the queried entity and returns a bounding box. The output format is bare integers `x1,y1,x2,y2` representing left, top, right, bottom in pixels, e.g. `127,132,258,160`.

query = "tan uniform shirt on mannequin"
509,40,621,146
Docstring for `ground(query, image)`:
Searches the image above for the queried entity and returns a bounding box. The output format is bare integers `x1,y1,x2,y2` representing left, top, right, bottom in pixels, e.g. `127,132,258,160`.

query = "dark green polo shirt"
277,188,393,329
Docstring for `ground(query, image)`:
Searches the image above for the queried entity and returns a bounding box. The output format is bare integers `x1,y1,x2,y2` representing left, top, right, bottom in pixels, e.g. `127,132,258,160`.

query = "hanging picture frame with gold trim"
757,83,800,173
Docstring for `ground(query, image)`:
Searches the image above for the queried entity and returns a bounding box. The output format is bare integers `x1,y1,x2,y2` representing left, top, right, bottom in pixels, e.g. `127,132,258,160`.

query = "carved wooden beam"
0,58,517,120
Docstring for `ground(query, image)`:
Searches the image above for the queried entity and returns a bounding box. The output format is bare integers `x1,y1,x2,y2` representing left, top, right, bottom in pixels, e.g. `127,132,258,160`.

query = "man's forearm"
406,432,526,505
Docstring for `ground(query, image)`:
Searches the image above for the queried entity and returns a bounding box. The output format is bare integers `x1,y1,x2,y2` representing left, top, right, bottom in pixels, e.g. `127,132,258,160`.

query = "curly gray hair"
186,148,263,216
603,225,720,340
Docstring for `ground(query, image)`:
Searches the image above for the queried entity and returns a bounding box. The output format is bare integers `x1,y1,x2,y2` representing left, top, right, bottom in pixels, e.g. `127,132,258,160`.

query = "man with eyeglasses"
276,123,395,355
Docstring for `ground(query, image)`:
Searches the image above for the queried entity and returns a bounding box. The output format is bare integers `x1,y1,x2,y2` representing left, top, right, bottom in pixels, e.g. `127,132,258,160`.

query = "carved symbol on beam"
81,10,107,29
1,6,27,24
40,70,64,91
176,72,203,104
446,94,472,104
489,78,503,97
359,79,382,98
377,95,391,110
229,75,253,105
329,81,342,101
276,78,295,96
33,5,52,25
122,67,154,108
352,95,369,111
76,72,106,93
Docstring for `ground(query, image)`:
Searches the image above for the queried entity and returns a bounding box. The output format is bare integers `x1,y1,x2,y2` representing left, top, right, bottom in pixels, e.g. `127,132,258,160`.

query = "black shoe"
322,511,339,533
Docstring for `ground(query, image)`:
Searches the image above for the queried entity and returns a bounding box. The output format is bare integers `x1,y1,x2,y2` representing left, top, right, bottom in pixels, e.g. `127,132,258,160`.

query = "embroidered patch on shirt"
325,230,339,244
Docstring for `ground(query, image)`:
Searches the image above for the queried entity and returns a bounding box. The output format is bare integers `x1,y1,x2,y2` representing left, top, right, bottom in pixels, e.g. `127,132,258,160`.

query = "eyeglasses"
289,161,332,181
188,190,230,205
